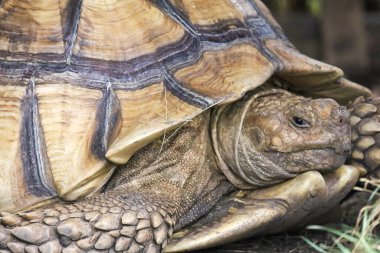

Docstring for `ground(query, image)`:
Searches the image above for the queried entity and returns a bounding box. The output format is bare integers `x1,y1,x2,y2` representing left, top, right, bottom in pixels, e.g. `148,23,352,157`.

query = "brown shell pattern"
0,0,371,212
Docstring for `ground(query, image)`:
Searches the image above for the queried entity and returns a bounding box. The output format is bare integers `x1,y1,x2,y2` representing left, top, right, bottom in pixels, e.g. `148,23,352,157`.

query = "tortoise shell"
0,0,371,212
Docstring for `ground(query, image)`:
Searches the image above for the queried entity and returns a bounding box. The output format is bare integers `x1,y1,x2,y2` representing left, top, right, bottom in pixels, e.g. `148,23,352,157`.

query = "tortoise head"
212,89,351,189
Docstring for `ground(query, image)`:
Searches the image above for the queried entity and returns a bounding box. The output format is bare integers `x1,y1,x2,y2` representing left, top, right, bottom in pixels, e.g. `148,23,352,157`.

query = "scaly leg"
0,190,176,252
166,165,359,252
349,96,380,177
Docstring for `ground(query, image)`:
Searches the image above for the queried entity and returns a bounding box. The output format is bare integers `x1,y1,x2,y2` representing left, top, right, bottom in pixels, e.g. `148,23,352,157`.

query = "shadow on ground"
193,230,327,253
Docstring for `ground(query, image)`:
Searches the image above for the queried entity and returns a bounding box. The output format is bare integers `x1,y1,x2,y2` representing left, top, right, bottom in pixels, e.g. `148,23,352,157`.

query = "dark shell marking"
20,79,56,198
0,0,283,89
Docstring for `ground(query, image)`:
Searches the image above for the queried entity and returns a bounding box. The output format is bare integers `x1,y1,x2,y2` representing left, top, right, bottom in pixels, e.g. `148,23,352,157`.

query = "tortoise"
0,0,379,252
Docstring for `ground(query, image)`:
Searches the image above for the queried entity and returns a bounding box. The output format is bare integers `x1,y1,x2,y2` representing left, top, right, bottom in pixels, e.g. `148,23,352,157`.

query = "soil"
194,231,330,253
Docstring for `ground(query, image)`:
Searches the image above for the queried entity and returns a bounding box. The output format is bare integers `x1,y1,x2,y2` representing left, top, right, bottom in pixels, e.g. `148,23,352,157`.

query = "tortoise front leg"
0,191,175,252
166,165,359,252
349,96,380,177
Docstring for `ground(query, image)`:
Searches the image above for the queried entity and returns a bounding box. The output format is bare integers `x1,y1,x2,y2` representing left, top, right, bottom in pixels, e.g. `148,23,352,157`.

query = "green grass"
303,178,380,253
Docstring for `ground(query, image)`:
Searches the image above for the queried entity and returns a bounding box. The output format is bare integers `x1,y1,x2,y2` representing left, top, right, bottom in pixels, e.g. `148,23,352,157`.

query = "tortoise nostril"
332,106,350,126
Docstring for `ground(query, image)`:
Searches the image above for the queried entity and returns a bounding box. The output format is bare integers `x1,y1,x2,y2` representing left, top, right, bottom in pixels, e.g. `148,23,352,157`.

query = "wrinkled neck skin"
105,112,234,229
212,88,351,189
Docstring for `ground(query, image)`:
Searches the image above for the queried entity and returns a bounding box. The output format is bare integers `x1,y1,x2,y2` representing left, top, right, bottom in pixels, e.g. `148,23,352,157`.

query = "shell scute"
0,0,66,61
36,83,116,201
173,43,275,103
0,83,57,212
72,0,186,62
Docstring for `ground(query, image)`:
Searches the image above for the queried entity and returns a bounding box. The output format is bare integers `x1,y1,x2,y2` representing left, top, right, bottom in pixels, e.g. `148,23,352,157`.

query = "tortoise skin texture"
0,0,379,252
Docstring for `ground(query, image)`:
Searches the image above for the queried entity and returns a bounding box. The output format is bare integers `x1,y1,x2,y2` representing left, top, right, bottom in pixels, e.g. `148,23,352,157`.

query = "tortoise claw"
18,212,44,222
0,213,22,227
166,165,359,252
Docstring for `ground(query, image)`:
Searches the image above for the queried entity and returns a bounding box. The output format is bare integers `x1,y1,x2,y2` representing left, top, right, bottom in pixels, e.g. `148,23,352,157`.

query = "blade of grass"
307,225,359,244
331,235,351,253
301,236,329,253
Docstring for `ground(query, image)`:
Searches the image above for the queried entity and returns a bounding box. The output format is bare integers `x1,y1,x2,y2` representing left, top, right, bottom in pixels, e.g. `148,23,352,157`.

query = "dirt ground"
195,231,328,253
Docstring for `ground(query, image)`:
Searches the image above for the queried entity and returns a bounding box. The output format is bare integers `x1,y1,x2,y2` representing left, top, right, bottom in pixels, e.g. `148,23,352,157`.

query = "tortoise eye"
291,116,311,128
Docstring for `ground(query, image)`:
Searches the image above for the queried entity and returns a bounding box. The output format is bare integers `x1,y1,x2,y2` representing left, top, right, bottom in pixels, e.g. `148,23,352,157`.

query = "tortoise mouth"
263,148,348,174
